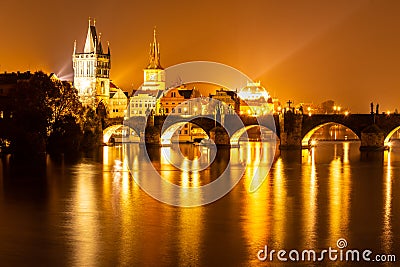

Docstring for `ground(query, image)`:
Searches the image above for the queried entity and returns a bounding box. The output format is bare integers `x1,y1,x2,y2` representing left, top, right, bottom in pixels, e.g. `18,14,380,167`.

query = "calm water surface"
0,141,399,266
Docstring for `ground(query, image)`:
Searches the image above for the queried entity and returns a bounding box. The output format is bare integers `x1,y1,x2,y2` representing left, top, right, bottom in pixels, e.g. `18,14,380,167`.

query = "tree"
11,72,53,158
11,71,84,158
80,107,102,152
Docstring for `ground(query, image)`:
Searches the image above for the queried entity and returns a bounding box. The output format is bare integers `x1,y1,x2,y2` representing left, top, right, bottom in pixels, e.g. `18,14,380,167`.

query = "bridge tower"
279,111,303,149
142,28,165,92
73,18,111,108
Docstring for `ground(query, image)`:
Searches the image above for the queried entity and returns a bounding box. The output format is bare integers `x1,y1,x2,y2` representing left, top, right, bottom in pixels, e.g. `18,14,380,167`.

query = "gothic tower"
73,18,111,107
141,28,165,91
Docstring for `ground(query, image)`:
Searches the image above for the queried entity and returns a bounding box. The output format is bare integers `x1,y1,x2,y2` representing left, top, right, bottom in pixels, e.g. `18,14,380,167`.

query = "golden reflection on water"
383,150,393,253
302,147,318,248
241,142,271,265
272,157,287,247
177,201,204,265
71,163,100,267
62,141,399,265
328,143,351,243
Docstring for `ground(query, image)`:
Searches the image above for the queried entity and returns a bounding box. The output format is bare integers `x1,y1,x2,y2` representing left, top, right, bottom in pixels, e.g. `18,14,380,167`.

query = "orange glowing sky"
1,0,400,112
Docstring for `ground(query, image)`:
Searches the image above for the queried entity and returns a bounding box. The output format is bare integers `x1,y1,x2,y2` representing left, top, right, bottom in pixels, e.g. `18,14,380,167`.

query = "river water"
0,141,399,266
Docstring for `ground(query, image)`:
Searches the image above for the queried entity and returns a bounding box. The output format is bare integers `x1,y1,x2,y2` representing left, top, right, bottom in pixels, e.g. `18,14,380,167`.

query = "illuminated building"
72,18,111,108
238,81,273,116
128,90,162,117
159,85,201,115
209,88,240,114
109,82,129,118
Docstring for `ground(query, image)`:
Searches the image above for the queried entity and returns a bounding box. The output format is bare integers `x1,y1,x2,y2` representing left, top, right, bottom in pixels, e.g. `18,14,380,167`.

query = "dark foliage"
6,71,101,158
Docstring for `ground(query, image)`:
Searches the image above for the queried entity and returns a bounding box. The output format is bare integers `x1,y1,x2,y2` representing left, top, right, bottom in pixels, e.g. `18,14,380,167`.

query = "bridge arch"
302,122,359,147
384,126,400,145
103,124,138,143
103,124,123,143
160,121,209,145
230,125,277,146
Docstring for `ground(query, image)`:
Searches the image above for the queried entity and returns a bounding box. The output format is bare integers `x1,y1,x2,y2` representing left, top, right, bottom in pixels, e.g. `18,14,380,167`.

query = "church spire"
147,27,163,69
84,17,103,53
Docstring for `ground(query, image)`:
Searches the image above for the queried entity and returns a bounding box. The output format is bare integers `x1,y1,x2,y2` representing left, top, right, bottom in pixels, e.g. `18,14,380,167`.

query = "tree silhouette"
10,71,85,158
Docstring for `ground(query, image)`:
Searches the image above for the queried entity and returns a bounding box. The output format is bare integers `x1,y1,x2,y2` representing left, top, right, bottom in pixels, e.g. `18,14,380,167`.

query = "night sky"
2,0,400,112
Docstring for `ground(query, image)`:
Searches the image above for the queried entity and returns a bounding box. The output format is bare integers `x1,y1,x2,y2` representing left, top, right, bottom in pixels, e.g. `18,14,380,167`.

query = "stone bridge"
123,114,277,146
280,112,400,150
113,112,400,150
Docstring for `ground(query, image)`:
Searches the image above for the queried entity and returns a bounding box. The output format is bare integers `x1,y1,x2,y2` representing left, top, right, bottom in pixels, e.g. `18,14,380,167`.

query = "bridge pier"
279,112,303,150
360,124,385,151
210,126,230,146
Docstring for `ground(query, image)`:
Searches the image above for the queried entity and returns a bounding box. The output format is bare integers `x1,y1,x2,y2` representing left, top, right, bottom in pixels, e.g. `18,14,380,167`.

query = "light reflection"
103,145,109,170
272,158,287,247
242,142,271,263
328,154,351,243
302,147,317,247
71,163,99,266
177,205,204,266
343,142,349,164
382,150,393,252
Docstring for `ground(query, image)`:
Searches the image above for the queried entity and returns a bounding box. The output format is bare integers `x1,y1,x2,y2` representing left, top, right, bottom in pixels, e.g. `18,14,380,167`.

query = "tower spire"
153,27,157,45
147,27,162,69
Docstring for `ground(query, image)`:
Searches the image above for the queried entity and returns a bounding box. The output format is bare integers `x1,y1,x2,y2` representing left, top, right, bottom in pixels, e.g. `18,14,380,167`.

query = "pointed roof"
147,28,163,69
84,18,103,54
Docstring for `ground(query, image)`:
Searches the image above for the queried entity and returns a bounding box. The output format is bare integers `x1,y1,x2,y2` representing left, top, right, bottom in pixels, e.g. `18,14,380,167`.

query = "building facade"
72,19,111,108
238,81,273,116
209,88,240,114
109,82,129,118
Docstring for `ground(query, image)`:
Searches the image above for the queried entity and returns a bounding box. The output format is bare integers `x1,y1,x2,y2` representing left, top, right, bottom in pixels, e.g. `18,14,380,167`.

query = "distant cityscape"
3,18,393,148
